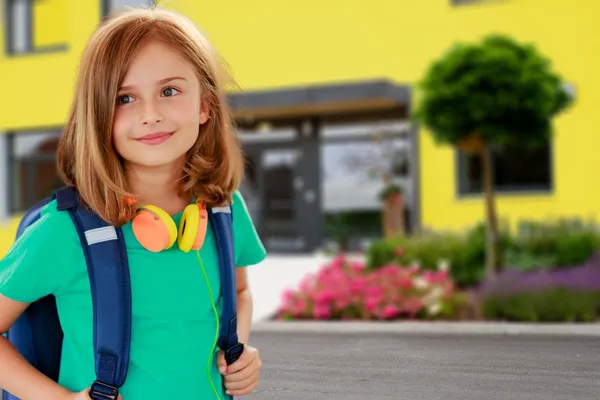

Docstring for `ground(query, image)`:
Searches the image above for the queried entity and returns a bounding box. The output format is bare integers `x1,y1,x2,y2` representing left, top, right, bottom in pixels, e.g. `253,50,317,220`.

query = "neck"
125,160,191,216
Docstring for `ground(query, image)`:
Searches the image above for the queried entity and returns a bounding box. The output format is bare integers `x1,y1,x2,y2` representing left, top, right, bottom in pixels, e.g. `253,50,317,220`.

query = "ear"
199,97,210,125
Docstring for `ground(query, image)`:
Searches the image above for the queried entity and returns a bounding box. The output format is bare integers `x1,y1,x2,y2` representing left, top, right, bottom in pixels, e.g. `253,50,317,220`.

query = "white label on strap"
212,206,232,214
85,226,118,245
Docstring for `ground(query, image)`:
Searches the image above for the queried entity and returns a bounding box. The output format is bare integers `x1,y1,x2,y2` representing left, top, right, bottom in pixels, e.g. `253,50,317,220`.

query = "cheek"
112,109,130,151
174,105,200,127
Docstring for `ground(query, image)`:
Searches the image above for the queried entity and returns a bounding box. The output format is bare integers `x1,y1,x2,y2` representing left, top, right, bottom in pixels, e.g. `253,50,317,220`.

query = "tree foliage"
413,34,572,147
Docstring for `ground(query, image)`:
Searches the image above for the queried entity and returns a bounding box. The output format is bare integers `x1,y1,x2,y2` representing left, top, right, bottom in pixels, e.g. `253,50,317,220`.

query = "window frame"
4,0,69,56
455,140,554,198
451,0,500,5
7,129,63,214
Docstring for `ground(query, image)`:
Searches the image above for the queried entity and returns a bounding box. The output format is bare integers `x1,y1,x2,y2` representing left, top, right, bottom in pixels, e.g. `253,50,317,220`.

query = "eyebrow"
119,76,187,92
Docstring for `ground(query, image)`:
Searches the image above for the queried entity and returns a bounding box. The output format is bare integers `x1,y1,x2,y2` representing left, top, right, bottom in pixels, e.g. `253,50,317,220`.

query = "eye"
162,87,181,97
117,95,134,105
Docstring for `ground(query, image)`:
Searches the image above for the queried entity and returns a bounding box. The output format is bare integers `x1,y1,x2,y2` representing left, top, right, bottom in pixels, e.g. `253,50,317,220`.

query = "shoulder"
230,190,258,227
231,190,249,213
17,199,77,244
9,199,80,260
0,200,81,302
229,190,267,266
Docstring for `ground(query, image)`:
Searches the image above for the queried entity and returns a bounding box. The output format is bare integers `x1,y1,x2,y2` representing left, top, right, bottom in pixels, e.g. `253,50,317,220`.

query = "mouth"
135,131,175,145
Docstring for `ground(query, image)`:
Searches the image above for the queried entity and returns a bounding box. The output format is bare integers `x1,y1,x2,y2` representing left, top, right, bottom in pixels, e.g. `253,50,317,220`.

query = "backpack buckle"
89,381,119,400
224,342,245,365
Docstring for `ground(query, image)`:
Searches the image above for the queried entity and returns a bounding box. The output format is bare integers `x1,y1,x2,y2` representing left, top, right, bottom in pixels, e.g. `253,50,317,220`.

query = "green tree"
413,34,572,278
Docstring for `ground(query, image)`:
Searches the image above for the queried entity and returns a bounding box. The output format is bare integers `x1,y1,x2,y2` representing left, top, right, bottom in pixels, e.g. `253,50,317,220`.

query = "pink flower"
398,277,413,290
281,288,295,305
350,262,364,273
292,298,307,316
403,297,423,316
330,255,346,270
278,254,457,322
314,305,331,319
349,279,365,295
365,285,384,297
365,300,379,313
424,270,448,284
335,297,351,310
391,293,403,303
315,290,335,304
365,293,383,313
438,269,449,280
382,304,399,319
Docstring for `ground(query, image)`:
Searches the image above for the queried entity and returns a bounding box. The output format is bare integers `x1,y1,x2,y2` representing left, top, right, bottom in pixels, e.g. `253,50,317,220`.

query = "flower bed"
274,253,600,323
275,255,459,321
366,218,600,288
478,259,600,322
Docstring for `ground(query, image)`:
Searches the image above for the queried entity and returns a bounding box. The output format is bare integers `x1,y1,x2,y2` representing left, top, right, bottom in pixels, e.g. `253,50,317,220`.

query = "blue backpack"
2,186,244,400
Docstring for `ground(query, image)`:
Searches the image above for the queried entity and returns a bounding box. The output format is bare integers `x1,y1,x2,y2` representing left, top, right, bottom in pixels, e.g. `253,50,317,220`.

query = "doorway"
239,127,317,253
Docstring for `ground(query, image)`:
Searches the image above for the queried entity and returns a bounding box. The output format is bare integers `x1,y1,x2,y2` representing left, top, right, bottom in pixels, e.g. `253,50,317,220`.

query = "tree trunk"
382,193,405,238
481,143,503,277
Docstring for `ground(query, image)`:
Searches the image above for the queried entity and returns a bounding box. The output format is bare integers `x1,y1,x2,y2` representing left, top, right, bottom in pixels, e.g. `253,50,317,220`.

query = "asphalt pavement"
244,331,600,400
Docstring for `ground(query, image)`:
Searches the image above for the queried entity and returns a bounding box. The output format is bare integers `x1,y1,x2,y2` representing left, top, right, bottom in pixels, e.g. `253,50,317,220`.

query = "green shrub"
367,232,463,266
395,232,466,271
482,289,600,322
365,237,399,268
513,219,600,268
366,224,492,287
436,291,472,320
461,221,513,278
366,218,600,287
503,249,556,272
555,233,597,266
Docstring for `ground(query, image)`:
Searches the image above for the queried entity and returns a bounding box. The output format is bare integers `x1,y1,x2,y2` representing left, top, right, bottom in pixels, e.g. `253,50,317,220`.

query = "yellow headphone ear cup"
142,205,178,249
178,204,200,252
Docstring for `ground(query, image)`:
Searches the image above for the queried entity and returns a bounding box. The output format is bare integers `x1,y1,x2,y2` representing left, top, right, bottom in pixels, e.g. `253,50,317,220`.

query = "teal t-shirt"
0,191,266,400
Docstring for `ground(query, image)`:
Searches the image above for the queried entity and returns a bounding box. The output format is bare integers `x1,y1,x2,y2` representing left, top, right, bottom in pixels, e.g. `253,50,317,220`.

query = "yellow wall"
0,0,100,131
0,217,21,258
159,0,598,232
414,1,600,232
33,0,69,48
0,0,598,258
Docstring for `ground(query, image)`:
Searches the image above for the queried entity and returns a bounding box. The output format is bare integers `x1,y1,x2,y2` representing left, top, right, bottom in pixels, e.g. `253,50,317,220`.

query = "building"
1,0,598,256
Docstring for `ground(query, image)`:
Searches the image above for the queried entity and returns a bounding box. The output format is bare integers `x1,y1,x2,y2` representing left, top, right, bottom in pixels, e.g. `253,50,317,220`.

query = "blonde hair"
57,7,244,226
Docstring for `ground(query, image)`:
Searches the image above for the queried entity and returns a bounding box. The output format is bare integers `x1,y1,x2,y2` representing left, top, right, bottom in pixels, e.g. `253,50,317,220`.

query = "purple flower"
479,259,600,298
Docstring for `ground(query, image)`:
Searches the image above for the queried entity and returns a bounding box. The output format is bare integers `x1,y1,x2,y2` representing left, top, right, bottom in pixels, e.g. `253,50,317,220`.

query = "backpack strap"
54,187,132,400
208,205,244,365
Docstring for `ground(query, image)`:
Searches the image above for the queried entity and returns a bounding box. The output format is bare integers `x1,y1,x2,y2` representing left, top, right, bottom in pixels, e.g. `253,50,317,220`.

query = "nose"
140,101,163,125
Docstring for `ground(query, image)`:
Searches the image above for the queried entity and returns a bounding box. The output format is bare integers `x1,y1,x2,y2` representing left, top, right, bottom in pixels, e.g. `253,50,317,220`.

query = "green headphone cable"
197,250,222,400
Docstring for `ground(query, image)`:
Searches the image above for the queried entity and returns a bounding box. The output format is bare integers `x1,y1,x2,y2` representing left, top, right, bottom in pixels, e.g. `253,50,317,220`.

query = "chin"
126,152,188,169
118,136,196,169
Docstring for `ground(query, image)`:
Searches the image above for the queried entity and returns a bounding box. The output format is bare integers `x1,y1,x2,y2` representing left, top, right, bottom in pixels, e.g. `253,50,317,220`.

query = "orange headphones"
129,197,209,253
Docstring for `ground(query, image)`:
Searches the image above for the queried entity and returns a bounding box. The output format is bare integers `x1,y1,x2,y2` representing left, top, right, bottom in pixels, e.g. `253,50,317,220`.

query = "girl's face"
112,40,210,171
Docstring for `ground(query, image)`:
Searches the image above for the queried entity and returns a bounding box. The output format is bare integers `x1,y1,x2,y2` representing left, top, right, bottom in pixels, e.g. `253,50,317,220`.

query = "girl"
0,6,265,400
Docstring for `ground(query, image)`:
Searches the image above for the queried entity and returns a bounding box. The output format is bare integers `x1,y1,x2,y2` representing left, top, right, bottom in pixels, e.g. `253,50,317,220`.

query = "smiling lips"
135,131,174,145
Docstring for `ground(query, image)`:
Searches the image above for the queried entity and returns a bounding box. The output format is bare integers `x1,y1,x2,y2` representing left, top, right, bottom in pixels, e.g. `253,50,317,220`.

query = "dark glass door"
240,147,306,252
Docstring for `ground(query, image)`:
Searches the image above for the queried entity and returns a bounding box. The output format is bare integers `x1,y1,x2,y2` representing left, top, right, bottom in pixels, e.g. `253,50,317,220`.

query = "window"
451,0,487,5
5,0,68,55
102,0,155,17
8,130,63,212
321,137,412,212
457,141,552,195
